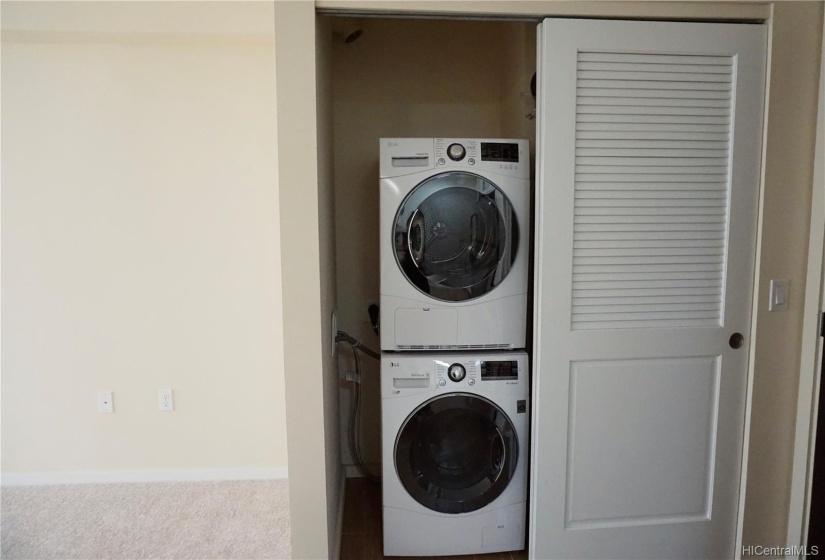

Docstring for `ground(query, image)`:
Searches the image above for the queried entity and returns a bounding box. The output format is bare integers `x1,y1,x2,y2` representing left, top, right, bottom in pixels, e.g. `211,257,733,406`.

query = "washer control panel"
382,352,527,398
436,359,477,387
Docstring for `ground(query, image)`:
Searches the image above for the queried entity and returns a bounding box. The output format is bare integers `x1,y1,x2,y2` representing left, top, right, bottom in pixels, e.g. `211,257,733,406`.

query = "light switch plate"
769,279,789,312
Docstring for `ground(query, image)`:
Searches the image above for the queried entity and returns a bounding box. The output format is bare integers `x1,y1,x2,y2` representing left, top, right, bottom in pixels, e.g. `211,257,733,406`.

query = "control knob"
447,143,466,161
447,363,466,382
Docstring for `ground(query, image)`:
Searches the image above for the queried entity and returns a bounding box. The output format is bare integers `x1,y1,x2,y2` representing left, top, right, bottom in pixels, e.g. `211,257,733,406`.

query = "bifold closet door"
531,18,766,559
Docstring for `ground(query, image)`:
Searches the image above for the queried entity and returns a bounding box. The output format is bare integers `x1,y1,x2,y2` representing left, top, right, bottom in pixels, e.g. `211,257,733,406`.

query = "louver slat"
571,51,733,330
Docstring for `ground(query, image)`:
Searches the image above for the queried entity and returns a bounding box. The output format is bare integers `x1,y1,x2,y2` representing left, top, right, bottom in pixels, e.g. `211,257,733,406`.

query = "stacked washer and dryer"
379,138,530,557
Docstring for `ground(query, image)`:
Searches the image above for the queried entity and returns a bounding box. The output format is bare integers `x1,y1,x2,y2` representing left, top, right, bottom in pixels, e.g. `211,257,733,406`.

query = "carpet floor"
0,480,291,559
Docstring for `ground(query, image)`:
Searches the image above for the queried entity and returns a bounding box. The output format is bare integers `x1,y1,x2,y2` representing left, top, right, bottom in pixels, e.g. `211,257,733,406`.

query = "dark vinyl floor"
340,477,528,560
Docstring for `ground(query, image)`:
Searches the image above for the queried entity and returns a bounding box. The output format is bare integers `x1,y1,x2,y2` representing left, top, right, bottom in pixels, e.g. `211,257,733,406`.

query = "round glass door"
394,393,519,514
393,172,519,302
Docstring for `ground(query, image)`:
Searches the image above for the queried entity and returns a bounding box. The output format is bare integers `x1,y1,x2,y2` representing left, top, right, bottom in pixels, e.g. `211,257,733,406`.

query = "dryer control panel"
433,138,528,177
380,138,529,179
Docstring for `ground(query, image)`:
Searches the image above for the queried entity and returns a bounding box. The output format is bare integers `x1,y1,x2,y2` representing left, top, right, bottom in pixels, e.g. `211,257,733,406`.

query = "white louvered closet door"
531,19,766,560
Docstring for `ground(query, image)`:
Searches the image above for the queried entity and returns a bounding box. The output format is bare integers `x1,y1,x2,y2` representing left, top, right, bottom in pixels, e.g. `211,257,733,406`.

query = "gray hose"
337,330,380,482
336,331,380,360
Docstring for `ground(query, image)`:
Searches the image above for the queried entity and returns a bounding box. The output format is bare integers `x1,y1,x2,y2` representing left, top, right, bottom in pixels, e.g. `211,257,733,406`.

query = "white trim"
0,467,288,486
529,20,545,560
314,1,771,21
786,10,825,550
736,7,775,559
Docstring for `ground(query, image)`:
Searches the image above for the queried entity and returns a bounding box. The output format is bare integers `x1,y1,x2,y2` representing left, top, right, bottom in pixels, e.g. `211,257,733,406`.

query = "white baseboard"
1,467,288,486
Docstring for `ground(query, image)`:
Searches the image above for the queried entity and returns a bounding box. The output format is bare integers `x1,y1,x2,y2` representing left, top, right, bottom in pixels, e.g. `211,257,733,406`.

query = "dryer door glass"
394,172,519,302
394,393,519,514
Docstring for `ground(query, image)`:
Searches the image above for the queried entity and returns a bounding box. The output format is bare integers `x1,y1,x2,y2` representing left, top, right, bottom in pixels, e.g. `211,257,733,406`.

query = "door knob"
729,333,745,349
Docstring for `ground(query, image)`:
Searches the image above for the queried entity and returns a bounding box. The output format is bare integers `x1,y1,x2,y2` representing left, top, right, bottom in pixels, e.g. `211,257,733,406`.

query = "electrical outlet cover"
98,390,114,413
159,389,174,411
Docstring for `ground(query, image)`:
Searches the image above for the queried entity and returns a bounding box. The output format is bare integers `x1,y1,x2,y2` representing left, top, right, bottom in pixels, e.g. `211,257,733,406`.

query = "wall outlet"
98,390,114,413
158,389,174,411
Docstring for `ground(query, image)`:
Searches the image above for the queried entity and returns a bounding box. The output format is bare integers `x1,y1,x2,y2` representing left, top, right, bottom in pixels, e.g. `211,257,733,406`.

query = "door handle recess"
729,332,745,349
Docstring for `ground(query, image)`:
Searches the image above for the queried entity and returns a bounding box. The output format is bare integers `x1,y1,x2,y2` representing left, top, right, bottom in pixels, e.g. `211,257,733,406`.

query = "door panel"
532,18,767,559
566,357,719,528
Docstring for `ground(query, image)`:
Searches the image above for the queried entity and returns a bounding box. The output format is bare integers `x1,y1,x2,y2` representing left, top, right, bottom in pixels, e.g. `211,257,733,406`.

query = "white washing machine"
381,351,528,557
380,138,530,351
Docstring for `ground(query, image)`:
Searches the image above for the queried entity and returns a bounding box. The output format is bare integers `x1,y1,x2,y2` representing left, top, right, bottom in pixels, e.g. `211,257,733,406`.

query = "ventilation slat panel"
576,173,729,183
574,224,726,233
575,239,726,250
577,52,734,66
576,199,728,208
578,71,732,83
578,97,731,109
577,62,734,74
578,88,732,100
575,191,728,200
576,181,727,192
577,149,729,158
580,79,732,91
578,106,731,117
574,247,725,257
577,115,730,125
574,286,723,297
577,123,731,134
577,139,728,148
571,51,733,330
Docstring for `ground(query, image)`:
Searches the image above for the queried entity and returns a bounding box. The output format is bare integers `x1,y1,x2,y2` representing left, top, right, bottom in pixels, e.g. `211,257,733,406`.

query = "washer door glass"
394,393,519,514
394,172,519,302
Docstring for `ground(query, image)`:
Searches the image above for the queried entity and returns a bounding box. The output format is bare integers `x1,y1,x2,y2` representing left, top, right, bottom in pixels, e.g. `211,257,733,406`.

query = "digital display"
481,361,518,380
481,142,519,163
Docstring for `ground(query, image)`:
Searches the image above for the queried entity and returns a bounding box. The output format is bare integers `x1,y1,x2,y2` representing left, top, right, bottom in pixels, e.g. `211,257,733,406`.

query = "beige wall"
743,1,824,549
1,1,288,475
329,17,535,470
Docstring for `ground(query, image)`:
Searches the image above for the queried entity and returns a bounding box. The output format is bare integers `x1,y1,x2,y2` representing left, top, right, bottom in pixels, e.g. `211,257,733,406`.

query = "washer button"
438,379,446,387
468,378,476,386
468,158,476,165
437,157,446,165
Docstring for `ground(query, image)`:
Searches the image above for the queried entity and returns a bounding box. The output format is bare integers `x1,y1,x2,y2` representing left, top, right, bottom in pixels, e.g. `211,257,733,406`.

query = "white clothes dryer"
381,351,529,557
380,138,530,351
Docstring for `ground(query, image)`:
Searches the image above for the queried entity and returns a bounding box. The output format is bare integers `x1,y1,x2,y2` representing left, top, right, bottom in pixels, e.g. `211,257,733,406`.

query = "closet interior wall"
326,16,537,471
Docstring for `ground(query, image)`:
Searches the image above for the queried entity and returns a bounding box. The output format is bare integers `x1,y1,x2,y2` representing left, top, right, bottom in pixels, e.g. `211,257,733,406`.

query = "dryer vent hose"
336,329,381,482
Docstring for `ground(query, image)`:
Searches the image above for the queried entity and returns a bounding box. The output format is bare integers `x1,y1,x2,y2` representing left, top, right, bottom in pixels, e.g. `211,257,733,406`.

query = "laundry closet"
313,9,774,560
324,16,536,475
